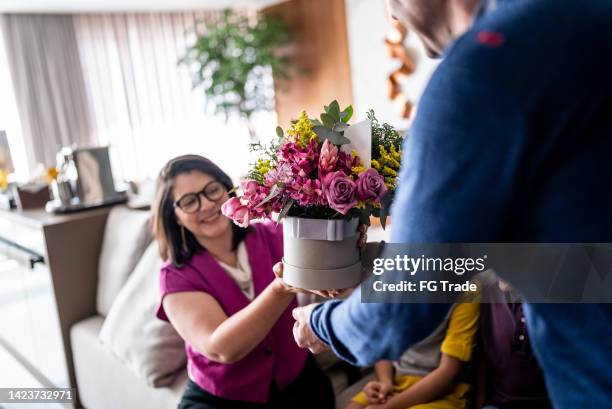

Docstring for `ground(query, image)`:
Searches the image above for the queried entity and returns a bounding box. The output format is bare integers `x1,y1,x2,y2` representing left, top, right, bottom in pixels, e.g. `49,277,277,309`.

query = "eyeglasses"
173,181,226,213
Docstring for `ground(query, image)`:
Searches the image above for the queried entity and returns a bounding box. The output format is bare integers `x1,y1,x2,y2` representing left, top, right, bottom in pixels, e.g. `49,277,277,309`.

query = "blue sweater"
310,0,612,407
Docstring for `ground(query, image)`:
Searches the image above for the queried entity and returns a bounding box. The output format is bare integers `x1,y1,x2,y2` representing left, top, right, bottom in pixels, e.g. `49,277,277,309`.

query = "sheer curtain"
1,14,94,168
73,12,277,183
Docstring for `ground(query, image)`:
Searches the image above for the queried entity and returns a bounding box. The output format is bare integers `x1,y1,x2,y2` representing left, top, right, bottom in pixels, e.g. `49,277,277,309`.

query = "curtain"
1,14,94,168
72,11,275,183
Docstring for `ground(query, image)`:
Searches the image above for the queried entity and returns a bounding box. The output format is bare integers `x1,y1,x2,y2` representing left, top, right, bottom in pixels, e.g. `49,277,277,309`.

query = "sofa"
66,205,371,409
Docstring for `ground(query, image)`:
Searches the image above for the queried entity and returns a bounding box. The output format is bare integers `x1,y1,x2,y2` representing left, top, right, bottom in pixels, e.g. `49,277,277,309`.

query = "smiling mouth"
199,210,222,223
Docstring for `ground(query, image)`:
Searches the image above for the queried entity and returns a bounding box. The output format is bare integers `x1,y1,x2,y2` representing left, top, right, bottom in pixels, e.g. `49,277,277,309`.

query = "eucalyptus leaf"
313,126,351,145
333,122,349,132
320,113,334,128
276,199,294,223
379,193,391,229
340,105,353,123
311,118,323,127
328,100,341,120
330,134,351,145
276,126,284,138
380,204,388,230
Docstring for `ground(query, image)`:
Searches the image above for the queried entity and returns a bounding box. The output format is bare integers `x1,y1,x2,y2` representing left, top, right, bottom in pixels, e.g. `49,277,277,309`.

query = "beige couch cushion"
97,206,152,316
72,316,186,409
99,242,186,387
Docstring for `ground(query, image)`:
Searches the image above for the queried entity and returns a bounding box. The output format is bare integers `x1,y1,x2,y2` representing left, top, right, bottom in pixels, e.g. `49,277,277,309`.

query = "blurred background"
0,0,438,187
0,1,439,408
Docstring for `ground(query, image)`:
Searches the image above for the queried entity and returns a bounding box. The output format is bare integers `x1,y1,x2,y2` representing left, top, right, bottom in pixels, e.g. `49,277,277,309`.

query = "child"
476,279,551,409
345,300,479,409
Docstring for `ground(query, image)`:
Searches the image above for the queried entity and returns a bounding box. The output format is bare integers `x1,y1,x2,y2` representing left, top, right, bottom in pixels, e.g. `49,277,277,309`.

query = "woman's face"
172,171,231,242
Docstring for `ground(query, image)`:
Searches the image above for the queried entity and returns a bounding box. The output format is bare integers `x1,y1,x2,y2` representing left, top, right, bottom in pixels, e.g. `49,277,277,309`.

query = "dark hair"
152,154,249,268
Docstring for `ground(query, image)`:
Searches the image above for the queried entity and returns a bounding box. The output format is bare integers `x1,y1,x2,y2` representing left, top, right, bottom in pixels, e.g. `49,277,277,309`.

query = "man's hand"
292,303,329,354
363,380,394,404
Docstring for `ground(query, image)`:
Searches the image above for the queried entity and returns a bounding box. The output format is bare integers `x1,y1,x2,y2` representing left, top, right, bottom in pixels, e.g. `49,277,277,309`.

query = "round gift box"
282,217,362,290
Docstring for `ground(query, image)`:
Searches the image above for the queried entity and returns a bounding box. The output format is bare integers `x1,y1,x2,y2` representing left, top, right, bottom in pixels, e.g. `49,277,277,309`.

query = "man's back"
311,1,612,408
393,0,612,406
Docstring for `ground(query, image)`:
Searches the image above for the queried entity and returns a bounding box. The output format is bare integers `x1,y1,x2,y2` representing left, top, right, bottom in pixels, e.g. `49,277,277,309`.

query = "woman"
153,154,337,409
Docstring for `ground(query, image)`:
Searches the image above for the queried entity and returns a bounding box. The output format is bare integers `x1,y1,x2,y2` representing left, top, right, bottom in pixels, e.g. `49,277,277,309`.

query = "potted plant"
180,9,292,142
222,101,402,290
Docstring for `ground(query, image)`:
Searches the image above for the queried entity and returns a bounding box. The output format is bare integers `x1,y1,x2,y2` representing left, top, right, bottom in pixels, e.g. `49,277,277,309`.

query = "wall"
265,0,354,129
345,0,439,130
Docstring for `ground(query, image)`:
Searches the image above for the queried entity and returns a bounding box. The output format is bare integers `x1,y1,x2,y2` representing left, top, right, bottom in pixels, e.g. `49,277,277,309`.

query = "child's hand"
363,380,394,404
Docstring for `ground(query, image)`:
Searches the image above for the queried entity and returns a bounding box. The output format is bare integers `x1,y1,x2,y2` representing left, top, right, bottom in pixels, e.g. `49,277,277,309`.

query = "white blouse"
217,242,254,300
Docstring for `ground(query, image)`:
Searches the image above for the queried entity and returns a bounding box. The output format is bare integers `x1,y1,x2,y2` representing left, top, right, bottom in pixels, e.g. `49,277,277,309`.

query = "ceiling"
0,0,287,13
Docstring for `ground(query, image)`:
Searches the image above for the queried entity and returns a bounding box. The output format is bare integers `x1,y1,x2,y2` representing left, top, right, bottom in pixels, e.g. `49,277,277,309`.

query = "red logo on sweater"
476,31,505,47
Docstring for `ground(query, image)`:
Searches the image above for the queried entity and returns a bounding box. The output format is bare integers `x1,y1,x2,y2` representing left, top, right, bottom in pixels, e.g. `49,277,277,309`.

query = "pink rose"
322,171,357,215
221,197,250,227
356,168,387,202
319,140,339,175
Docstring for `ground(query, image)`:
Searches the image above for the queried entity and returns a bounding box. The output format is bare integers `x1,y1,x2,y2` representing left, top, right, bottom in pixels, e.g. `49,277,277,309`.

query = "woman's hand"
272,262,341,298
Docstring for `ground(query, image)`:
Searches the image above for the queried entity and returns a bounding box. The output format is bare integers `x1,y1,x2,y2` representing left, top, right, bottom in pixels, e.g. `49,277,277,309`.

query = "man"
292,0,612,407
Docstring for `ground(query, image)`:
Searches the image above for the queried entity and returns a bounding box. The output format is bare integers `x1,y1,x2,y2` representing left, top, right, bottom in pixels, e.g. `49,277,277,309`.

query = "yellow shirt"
352,302,480,409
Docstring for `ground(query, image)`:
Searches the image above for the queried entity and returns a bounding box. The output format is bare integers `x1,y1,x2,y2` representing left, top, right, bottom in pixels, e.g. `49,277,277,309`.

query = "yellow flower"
287,111,317,147
45,167,59,184
351,165,366,176
389,144,402,161
0,169,7,191
255,159,272,177
371,159,381,171
384,176,396,189
382,166,397,177
355,201,366,209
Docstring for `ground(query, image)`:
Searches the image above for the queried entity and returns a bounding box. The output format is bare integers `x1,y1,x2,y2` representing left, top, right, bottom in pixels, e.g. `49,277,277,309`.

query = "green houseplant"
181,9,292,142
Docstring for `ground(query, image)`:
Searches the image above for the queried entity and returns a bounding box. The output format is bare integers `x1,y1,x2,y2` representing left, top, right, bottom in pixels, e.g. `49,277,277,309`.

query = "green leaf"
320,113,334,128
313,126,351,145
328,100,341,120
333,122,348,132
379,193,392,230
340,105,353,123
276,126,284,138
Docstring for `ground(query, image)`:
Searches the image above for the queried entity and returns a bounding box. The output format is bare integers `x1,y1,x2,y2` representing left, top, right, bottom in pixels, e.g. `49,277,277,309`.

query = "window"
73,12,277,183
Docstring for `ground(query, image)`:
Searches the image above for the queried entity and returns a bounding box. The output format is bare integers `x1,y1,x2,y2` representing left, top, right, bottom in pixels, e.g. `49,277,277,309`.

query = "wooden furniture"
0,207,111,407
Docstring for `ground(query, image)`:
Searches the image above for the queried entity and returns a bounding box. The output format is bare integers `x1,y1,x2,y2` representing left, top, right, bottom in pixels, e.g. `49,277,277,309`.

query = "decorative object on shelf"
385,19,415,119
0,130,14,192
13,183,51,210
181,9,292,142
46,146,127,214
222,101,403,289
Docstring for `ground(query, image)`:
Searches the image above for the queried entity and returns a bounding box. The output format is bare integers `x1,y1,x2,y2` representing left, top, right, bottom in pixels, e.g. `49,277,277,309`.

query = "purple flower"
322,171,358,215
356,168,387,203
265,163,293,187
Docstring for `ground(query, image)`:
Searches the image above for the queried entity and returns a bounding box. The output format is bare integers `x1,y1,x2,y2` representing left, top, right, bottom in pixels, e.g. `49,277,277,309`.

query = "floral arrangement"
222,101,403,228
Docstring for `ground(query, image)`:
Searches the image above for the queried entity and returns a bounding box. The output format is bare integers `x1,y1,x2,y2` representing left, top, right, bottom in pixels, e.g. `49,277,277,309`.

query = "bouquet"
222,101,403,290
222,101,402,228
